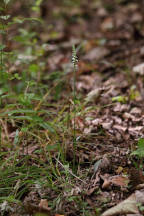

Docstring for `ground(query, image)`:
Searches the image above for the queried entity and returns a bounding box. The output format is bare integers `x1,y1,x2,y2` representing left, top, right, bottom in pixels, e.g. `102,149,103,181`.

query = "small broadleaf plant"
131,138,144,158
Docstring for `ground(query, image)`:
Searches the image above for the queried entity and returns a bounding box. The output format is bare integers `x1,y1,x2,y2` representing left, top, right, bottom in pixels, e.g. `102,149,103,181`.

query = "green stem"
72,45,77,171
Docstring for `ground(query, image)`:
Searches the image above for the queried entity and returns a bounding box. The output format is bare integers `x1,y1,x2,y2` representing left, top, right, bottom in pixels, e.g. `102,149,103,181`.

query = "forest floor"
1,0,144,215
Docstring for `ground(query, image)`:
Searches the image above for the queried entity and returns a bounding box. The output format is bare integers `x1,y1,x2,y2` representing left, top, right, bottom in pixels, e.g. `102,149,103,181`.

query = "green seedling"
112,95,127,103
131,138,144,169
131,138,144,158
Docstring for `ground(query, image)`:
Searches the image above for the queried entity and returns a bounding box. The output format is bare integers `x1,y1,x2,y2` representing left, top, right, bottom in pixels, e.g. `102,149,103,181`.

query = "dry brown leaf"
83,47,110,61
55,214,64,216
87,186,98,196
101,174,111,189
71,116,85,131
101,174,129,189
102,190,144,216
24,203,51,215
101,17,114,31
85,88,102,103
76,75,96,90
113,103,130,112
110,175,129,187
113,125,127,132
39,199,50,210
102,121,113,130
133,63,144,75
130,107,141,114
102,193,139,216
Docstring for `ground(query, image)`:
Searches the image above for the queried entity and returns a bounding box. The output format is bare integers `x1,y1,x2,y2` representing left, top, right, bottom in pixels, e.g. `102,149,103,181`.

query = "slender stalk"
72,45,78,170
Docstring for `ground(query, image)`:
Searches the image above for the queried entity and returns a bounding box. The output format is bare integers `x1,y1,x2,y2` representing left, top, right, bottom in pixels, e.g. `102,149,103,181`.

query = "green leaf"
35,0,43,7
39,123,56,133
138,138,144,148
112,95,127,103
12,17,24,24
0,7,5,11
29,64,39,73
94,159,102,174
9,116,33,121
0,109,36,116
14,129,19,145
0,30,6,34
0,44,5,51
131,138,144,158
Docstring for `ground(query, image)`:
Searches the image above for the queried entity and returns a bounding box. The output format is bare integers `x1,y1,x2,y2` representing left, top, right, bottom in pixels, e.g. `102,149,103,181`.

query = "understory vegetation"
0,0,144,215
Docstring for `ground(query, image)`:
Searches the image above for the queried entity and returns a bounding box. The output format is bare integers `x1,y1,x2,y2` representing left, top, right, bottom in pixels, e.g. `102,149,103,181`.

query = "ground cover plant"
0,0,144,215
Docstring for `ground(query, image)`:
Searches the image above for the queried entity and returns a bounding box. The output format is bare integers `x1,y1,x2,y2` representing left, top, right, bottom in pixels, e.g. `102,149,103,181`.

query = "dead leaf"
97,7,108,17
126,214,143,216
133,63,144,75
128,126,143,136
24,201,51,216
110,175,129,187
131,12,142,23
113,103,130,112
76,74,96,91
102,189,144,216
87,186,98,196
140,46,144,57
130,107,141,115
113,125,127,132
92,118,102,126
83,47,110,61
102,159,111,171
102,121,113,130
71,116,85,131
101,174,129,189
55,214,64,216
85,88,102,103
102,178,111,189
101,193,139,216
101,17,114,31
77,61,98,75
39,199,50,210
129,168,144,188
101,174,111,189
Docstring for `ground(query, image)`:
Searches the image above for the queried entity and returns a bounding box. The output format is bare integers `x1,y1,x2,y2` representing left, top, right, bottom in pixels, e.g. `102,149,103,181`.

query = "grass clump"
0,1,88,215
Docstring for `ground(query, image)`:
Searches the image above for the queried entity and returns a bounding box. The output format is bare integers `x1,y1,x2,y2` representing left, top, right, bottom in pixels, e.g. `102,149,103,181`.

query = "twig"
55,157,86,184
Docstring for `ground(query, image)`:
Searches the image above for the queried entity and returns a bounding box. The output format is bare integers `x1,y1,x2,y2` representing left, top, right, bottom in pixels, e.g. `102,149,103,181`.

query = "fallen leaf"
101,174,129,189
102,193,139,216
102,121,113,130
85,88,102,103
87,186,98,196
131,12,142,23
101,17,114,31
110,175,129,187
113,124,127,132
39,199,50,210
130,107,141,114
24,202,51,216
83,47,110,61
71,116,85,131
101,174,111,189
55,214,64,216
133,63,144,75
